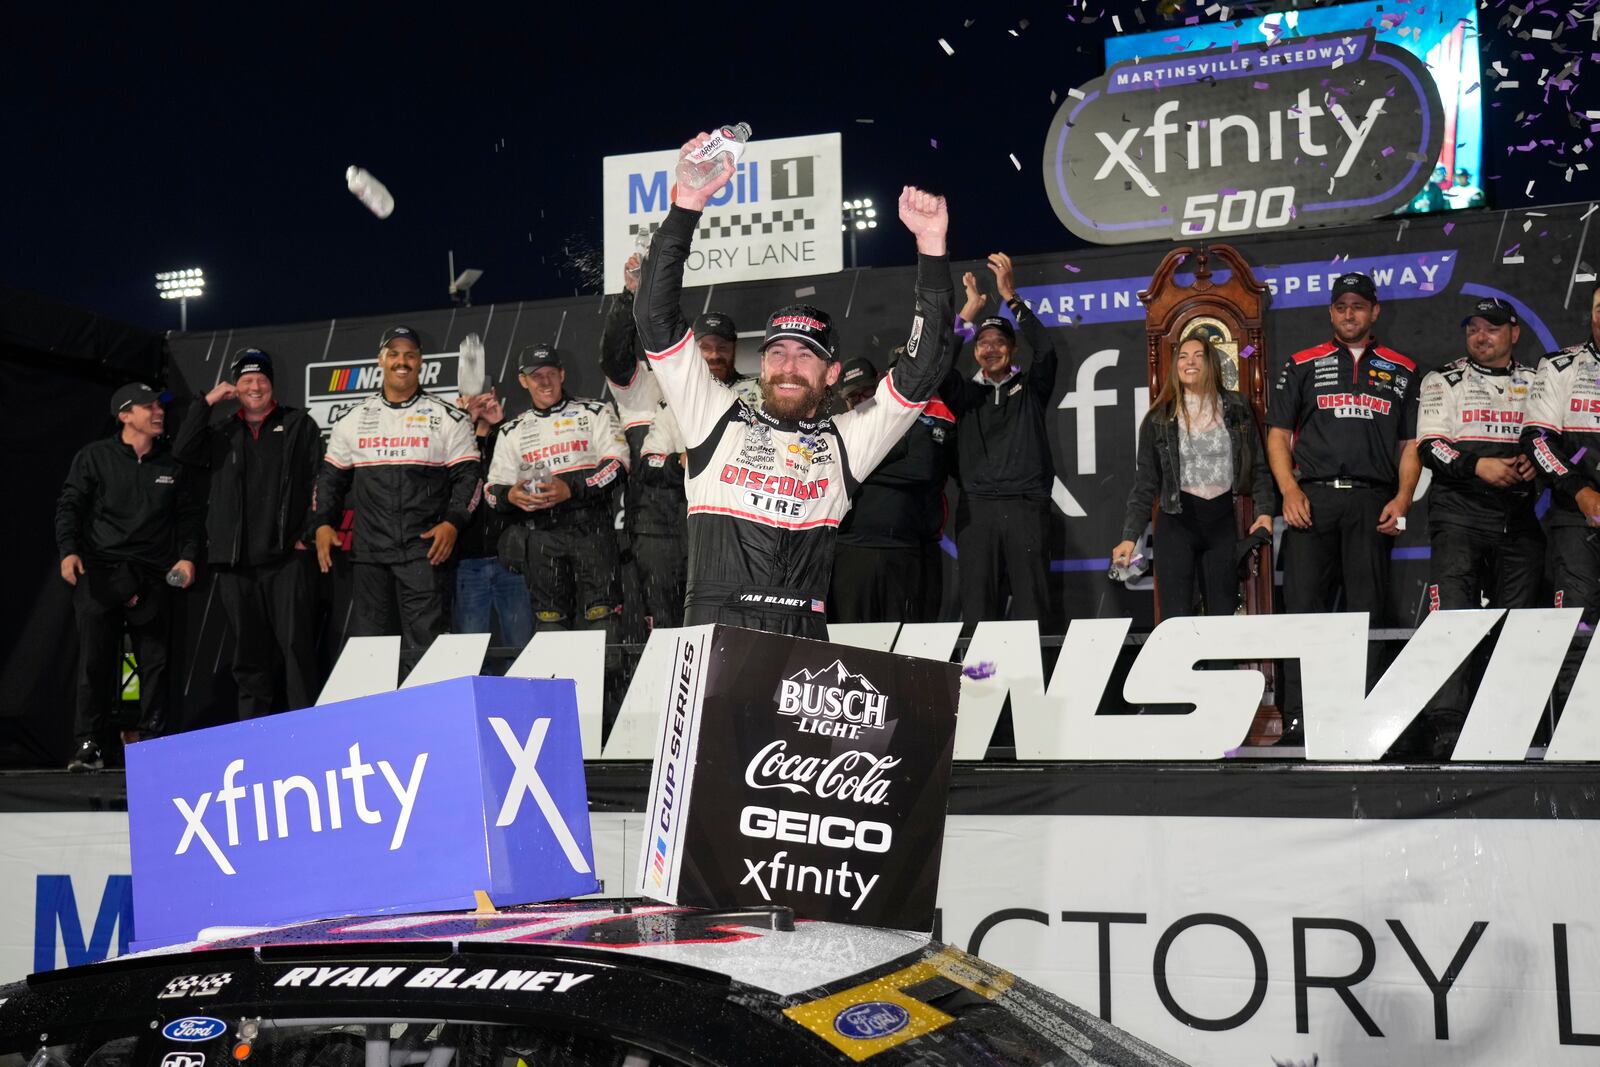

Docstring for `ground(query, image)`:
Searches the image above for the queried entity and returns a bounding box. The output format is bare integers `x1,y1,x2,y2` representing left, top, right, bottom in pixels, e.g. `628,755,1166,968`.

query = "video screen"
1104,0,1484,213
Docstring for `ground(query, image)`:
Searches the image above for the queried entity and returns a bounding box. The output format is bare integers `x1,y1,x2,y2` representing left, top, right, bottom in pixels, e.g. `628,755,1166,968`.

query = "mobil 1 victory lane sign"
602,132,843,292
1044,29,1444,244
636,625,960,930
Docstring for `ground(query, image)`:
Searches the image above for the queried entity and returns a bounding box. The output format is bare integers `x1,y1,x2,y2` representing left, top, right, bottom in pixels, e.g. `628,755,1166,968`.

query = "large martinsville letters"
322,611,1600,762
126,677,597,948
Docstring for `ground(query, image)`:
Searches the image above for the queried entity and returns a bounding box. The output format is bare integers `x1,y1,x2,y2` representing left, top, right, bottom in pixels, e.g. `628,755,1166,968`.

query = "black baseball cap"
519,343,563,373
230,348,274,382
1461,297,1518,327
838,357,879,395
110,382,159,415
761,304,838,362
1330,272,1378,304
975,315,1016,342
379,325,423,350
693,312,738,342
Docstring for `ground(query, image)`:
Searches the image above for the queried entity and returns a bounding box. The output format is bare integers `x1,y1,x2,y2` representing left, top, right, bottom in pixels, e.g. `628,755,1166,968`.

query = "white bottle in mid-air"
678,123,751,190
345,166,395,218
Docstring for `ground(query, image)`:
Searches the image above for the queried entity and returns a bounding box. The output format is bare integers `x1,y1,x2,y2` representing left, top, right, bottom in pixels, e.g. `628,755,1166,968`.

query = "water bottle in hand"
679,123,751,191
524,459,553,494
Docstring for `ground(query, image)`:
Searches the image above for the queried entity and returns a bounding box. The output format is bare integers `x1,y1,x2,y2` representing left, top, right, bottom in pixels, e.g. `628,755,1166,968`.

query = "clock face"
1177,316,1241,392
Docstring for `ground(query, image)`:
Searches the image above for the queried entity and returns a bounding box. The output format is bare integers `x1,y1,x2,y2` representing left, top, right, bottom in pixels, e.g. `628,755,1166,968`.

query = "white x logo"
173,792,235,875
490,717,591,874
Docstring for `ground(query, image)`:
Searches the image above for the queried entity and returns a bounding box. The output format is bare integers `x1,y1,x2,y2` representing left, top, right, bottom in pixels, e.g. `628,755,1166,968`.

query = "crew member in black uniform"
601,255,754,628
56,383,203,770
173,350,322,717
1267,272,1421,738
828,355,956,623
941,255,1060,630
633,133,956,639
1414,297,1542,753
486,344,629,637
1523,280,1600,622
311,326,481,650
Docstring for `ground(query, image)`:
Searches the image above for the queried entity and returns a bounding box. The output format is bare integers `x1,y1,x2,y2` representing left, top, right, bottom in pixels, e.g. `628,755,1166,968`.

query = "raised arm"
600,257,644,388
988,253,1059,398
836,187,956,484
633,133,740,449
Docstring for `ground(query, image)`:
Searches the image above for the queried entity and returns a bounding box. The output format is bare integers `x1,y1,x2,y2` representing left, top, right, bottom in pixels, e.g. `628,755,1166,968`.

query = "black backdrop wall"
7,202,1595,765
0,288,166,767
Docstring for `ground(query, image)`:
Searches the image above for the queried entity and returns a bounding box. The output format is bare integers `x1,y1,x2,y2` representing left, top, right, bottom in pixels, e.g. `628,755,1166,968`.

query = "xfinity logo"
776,660,887,739
169,723,591,879
171,744,427,876
1043,30,1445,244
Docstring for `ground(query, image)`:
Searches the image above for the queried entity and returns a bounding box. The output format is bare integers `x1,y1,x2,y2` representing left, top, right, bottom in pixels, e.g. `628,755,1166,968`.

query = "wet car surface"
0,901,1190,1066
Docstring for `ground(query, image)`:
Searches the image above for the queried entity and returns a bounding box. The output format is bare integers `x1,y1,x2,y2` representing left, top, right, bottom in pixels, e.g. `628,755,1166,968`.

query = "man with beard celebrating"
634,132,955,637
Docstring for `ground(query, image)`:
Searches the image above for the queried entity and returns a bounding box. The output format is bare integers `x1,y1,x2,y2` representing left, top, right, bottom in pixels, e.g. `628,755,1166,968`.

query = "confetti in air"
937,38,954,56
962,662,998,681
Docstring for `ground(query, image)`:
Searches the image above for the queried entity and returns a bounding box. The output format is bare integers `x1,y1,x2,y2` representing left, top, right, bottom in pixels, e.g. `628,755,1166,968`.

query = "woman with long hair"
1111,334,1277,618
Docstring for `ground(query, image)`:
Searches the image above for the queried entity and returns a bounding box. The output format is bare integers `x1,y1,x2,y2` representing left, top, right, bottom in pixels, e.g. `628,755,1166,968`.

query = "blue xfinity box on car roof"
126,676,597,949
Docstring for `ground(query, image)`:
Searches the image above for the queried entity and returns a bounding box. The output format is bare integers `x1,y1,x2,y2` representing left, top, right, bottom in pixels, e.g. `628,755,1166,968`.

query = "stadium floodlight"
447,251,484,307
154,267,205,331
841,197,879,268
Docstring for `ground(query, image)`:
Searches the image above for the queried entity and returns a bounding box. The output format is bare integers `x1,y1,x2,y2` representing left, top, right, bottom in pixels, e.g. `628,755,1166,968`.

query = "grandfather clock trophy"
1138,246,1282,741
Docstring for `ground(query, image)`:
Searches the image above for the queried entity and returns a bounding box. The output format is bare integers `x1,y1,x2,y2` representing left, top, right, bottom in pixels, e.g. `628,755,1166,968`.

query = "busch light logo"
834,1001,911,1040
162,1018,227,1042
776,660,887,740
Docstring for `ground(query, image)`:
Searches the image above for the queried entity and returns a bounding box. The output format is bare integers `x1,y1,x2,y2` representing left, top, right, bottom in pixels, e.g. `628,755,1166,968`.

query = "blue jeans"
454,556,533,648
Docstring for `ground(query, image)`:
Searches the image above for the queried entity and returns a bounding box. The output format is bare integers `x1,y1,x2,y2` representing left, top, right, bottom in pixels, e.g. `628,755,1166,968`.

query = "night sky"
7,0,1597,333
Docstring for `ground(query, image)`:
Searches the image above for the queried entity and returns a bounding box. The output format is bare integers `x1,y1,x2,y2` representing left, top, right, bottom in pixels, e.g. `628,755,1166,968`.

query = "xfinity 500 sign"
1044,31,1444,243
602,133,843,292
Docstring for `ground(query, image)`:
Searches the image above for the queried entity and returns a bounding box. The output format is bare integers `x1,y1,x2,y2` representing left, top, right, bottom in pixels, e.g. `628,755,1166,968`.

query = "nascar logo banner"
635,625,960,930
126,676,598,948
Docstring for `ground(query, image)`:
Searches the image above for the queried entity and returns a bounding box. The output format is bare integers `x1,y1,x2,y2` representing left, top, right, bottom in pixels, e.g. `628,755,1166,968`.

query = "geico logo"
743,740,899,805
738,805,892,853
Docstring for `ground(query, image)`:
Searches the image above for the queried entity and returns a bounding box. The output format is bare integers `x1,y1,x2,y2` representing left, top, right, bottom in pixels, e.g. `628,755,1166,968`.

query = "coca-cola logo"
744,740,899,806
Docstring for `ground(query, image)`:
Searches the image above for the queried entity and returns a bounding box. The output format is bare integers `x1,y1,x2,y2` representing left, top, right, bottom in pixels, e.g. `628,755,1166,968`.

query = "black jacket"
940,299,1060,499
838,397,957,548
171,400,322,565
55,435,203,570
1119,392,1278,542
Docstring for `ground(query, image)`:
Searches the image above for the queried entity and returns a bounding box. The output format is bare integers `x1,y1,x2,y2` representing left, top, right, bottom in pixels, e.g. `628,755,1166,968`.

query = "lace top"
1178,394,1231,500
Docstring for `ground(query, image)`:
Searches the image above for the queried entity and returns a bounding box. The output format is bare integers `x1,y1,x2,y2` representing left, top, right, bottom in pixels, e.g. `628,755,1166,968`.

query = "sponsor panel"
634,625,960,929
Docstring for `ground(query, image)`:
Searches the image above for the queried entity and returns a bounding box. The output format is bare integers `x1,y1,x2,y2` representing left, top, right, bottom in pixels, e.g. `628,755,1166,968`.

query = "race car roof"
115,900,931,998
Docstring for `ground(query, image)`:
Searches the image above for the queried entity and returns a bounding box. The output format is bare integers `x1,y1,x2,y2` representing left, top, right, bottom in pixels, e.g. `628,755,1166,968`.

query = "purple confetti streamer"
963,661,998,680
1240,344,1257,359
1443,222,1456,235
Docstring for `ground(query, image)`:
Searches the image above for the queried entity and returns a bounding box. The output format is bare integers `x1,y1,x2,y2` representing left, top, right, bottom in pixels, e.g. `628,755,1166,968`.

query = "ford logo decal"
162,1017,227,1042
833,1001,911,1040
